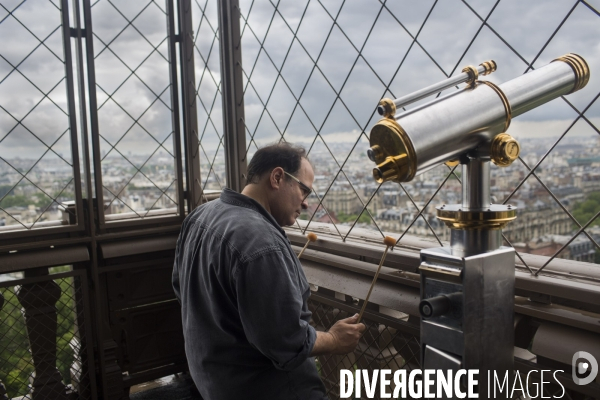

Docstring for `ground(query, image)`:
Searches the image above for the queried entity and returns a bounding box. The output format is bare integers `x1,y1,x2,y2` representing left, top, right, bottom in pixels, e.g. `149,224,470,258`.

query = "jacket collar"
220,188,287,237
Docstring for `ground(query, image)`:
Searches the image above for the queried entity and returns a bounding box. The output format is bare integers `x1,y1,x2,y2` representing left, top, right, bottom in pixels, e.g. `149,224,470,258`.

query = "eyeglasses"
283,171,312,200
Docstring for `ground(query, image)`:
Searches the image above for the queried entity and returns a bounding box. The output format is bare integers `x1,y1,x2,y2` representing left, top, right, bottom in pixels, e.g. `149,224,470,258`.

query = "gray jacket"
172,188,327,399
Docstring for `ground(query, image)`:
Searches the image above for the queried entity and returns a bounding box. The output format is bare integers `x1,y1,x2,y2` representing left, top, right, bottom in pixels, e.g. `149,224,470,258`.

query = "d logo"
572,351,598,386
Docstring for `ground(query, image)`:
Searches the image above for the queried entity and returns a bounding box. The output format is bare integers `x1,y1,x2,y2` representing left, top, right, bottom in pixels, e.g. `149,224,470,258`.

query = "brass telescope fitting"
369,118,417,183
491,133,520,167
377,98,396,119
479,60,497,75
436,204,517,231
552,53,590,93
462,65,479,88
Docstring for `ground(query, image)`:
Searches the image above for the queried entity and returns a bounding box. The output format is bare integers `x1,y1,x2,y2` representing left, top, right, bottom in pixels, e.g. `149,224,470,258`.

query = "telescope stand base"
419,246,515,399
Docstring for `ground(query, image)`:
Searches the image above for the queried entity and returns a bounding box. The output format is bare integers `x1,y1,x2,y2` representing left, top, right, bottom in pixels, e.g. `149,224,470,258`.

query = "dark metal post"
80,0,106,227
16,268,69,400
77,1,126,398
68,270,97,400
60,0,85,231
167,0,186,218
0,292,7,400
177,0,203,210
218,0,247,192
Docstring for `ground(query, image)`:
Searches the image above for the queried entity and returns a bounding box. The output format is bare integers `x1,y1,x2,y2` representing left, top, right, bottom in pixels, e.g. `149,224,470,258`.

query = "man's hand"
311,314,366,356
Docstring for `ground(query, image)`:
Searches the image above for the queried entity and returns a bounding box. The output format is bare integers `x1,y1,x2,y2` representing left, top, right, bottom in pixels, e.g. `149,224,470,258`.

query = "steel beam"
178,0,203,210
218,0,247,192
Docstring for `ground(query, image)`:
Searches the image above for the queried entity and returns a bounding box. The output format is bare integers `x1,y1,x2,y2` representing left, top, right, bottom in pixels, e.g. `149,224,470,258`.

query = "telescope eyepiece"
372,154,410,184
377,98,396,118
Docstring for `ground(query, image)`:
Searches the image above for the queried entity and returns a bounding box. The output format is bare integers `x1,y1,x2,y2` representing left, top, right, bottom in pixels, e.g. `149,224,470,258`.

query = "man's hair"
246,143,307,184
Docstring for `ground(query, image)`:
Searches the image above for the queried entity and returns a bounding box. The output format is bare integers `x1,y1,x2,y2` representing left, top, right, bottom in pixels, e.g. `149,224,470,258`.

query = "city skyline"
1,0,599,263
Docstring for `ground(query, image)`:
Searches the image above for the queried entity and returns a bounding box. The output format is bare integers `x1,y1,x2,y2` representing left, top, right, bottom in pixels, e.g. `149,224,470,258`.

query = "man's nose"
301,199,308,210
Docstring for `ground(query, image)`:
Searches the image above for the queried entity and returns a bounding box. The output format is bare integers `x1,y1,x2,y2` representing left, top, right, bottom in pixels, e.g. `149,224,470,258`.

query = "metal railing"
308,290,598,400
0,268,96,400
297,232,600,399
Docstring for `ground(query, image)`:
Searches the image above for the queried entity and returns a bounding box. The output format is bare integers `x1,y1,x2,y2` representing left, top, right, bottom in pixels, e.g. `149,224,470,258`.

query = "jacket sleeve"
234,249,316,371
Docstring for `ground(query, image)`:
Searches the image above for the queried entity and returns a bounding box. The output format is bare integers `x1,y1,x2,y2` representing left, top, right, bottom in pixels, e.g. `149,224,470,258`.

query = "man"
172,143,365,399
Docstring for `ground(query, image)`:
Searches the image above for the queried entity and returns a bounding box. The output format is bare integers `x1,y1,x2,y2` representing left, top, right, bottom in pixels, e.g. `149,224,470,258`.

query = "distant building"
513,235,595,263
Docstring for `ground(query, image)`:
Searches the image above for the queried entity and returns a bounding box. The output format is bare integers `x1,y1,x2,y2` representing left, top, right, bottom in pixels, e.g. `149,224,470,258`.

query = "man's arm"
235,249,321,371
311,314,366,356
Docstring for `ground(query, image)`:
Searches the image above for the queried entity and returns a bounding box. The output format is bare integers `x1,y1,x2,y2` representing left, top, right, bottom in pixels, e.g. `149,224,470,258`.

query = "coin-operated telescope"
368,54,589,397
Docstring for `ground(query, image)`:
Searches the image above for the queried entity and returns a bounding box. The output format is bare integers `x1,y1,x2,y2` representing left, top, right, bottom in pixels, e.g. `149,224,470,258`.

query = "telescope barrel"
377,61,496,116
369,54,589,183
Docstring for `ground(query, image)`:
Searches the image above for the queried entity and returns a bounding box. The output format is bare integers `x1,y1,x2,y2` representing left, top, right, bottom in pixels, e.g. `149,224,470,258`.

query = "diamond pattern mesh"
308,297,420,400
226,0,600,273
91,0,180,219
0,270,93,399
308,295,597,400
0,0,77,230
191,0,227,192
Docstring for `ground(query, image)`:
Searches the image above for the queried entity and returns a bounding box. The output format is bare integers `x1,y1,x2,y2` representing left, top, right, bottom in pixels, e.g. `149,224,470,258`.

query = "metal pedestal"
419,246,515,398
418,159,516,399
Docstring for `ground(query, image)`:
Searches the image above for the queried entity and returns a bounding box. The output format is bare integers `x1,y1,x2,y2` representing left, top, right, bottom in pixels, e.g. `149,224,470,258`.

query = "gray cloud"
1,0,599,163
234,0,600,153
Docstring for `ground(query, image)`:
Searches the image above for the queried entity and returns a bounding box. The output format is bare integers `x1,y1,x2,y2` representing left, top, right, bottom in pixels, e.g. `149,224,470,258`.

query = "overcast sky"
0,0,599,166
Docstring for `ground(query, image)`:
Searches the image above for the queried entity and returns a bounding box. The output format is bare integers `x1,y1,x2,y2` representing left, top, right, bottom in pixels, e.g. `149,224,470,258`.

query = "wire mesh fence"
308,293,597,400
309,295,420,400
191,0,226,193
90,0,181,220
0,268,95,400
0,0,78,231
2,0,598,273
222,0,600,274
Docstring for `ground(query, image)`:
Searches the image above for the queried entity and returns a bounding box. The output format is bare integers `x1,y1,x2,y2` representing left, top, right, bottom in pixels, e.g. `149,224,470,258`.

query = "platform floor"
129,374,203,400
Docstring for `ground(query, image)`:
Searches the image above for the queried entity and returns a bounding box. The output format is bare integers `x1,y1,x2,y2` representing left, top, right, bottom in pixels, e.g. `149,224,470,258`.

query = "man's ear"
269,167,284,189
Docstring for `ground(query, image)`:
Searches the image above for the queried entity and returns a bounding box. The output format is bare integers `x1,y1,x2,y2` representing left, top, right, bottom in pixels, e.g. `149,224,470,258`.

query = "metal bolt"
422,304,432,317
367,148,376,162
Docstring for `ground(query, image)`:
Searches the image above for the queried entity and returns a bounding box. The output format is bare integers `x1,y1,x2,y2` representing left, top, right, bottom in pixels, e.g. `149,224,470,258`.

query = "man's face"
273,158,314,227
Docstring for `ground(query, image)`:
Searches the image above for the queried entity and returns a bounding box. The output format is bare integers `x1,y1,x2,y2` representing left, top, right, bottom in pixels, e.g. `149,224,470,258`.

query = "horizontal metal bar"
383,63,492,112
0,219,68,232
515,296,600,334
287,227,425,274
515,357,600,398
0,246,89,274
309,292,420,336
101,214,183,231
104,207,180,221
98,256,175,274
0,224,183,254
0,223,83,246
122,362,190,388
287,222,600,309
300,248,600,334
99,235,178,259
300,255,421,316
515,270,600,312
294,246,420,288
0,268,85,289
